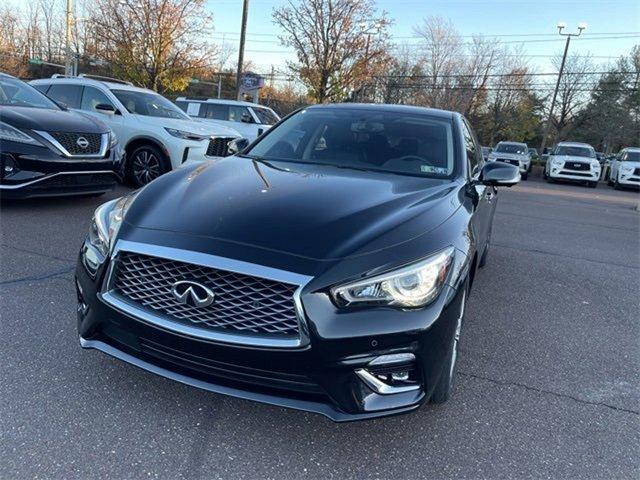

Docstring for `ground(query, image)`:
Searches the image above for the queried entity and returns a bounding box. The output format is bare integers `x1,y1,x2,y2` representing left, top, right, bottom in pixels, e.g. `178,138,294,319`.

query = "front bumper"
75,242,466,422
549,165,600,182
0,139,123,199
617,170,640,186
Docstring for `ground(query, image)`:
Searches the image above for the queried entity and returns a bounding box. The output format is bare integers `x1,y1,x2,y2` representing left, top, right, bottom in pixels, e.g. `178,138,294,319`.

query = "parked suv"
75,103,520,421
543,142,600,188
488,141,531,180
608,147,640,189
31,75,240,187
175,97,280,140
0,73,121,199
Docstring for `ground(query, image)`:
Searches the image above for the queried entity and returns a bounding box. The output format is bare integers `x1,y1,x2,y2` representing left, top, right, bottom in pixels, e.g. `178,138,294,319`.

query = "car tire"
126,144,169,187
588,181,598,188
608,179,614,186
522,171,528,181
614,177,623,190
543,169,548,180
430,285,467,404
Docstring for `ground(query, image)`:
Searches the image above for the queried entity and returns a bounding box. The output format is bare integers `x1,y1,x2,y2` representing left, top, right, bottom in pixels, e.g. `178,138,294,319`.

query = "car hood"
133,115,240,137
554,155,595,164
0,106,108,133
124,157,460,261
491,152,528,160
619,161,640,169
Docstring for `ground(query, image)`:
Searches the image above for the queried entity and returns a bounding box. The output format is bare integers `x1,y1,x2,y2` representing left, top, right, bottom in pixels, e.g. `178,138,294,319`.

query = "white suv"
31,75,240,186
487,141,531,180
608,147,640,189
543,142,600,188
175,98,280,141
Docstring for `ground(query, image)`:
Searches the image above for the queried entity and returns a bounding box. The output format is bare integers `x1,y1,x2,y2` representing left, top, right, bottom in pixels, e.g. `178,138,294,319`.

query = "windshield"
112,89,190,119
623,150,640,161
0,76,59,110
555,146,594,158
252,106,280,125
246,108,455,178
495,143,527,154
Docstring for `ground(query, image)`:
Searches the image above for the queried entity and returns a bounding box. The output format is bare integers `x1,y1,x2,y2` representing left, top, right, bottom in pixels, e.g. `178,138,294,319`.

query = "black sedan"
75,104,519,421
0,73,122,199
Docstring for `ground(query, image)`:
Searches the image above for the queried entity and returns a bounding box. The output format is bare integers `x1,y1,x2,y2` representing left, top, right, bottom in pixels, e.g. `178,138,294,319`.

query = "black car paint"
76,104,506,421
0,80,123,199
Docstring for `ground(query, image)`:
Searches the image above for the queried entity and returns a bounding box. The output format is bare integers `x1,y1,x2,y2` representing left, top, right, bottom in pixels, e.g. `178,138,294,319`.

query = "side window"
32,84,50,94
204,104,228,120
229,105,252,123
47,84,83,109
80,87,113,112
461,119,482,176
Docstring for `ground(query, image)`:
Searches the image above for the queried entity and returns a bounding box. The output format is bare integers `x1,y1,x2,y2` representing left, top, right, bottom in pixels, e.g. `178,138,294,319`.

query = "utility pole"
539,22,586,153
235,0,249,100
64,0,75,76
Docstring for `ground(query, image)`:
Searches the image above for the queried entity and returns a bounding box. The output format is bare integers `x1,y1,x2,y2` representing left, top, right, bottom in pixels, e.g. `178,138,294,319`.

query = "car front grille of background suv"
110,251,302,340
206,137,236,157
49,132,103,155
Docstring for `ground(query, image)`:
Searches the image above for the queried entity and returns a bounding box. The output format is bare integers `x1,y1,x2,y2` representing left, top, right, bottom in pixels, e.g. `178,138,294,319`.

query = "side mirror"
227,137,250,156
54,100,68,110
241,112,253,123
477,162,520,187
95,103,117,115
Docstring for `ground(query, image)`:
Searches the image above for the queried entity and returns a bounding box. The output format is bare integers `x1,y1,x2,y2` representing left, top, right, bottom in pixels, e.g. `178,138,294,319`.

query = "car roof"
622,147,640,152
497,140,527,146
0,72,16,79
556,141,594,148
303,103,456,119
30,76,155,94
176,97,264,108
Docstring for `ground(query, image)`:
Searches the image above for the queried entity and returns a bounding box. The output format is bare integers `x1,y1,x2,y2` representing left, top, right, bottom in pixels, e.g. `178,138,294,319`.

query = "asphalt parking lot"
1,174,639,479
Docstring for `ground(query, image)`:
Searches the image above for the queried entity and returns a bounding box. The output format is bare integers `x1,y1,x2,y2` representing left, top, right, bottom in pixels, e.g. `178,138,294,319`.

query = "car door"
462,118,493,256
79,85,126,142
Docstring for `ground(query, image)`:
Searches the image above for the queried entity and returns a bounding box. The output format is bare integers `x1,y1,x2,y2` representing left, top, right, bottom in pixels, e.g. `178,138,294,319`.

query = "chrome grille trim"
34,131,109,158
100,240,313,348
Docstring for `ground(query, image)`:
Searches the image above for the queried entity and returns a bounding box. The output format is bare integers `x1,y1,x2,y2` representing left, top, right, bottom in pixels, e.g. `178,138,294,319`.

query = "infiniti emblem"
171,280,215,308
76,136,90,149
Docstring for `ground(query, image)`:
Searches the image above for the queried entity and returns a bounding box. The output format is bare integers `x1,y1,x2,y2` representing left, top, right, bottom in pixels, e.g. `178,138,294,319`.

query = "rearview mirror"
227,137,250,156
478,162,520,187
95,103,117,115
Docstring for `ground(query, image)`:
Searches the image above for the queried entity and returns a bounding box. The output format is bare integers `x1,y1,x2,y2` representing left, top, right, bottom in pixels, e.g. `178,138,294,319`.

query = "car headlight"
109,131,118,148
0,121,43,145
551,158,564,167
164,128,209,141
621,164,634,173
88,192,139,256
332,247,455,308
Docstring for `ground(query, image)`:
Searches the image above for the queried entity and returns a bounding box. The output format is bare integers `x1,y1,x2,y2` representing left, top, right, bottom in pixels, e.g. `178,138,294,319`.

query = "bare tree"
89,0,217,92
273,0,392,103
550,52,595,139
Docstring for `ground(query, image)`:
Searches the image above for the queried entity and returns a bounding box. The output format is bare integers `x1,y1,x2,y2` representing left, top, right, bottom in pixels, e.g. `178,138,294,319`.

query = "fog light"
391,371,410,382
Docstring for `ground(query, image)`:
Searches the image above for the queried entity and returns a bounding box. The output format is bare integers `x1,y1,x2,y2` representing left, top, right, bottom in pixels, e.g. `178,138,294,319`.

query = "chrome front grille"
49,132,103,155
109,251,302,340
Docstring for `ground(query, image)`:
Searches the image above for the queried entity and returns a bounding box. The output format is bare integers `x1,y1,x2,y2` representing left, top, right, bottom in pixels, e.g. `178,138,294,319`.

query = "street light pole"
64,0,74,76
539,22,586,153
235,0,250,100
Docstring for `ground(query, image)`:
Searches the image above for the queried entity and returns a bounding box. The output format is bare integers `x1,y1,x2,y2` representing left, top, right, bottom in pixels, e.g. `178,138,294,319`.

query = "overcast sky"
211,0,640,75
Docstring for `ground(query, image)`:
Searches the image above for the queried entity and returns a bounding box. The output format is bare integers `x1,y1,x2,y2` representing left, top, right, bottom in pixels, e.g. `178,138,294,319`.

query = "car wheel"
614,177,623,190
521,171,528,181
430,286,467,404
543,169,548,180
127,145,169,187
608,179,614,186
588,181,598,188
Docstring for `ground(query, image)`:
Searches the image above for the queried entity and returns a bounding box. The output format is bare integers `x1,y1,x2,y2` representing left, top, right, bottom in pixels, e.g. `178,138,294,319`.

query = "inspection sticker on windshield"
186,103,200,116
421,165,447,174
